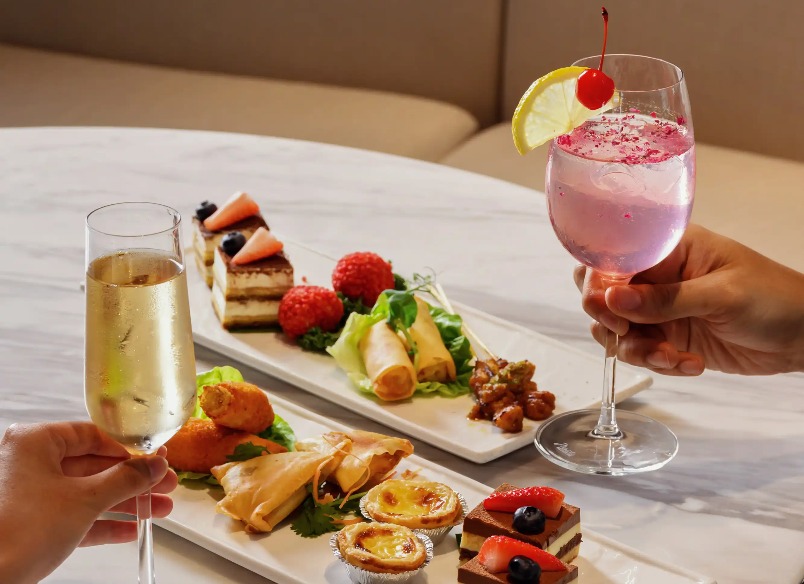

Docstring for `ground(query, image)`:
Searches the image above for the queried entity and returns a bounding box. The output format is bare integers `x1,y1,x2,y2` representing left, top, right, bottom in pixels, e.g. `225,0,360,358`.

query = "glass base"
534,409,678,476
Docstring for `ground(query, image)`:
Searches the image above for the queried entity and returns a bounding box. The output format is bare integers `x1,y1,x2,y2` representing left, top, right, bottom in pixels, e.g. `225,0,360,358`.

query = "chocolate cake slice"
460,484,581,563
458,556,578,584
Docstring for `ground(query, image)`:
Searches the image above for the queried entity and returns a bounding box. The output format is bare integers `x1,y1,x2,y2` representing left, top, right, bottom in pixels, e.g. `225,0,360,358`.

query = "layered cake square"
193,214,267,287
459,555,578,584
460,483,581,563
211,241,294,329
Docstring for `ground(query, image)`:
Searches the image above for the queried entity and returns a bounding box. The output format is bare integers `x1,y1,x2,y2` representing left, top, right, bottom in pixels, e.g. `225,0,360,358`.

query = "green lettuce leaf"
226,441,268,461
175,471,220,486
327,296,473,398
326,312,384,393
257,414,296,451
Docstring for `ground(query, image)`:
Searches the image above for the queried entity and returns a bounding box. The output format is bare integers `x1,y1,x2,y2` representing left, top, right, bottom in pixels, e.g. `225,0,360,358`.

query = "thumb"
81,456,168,514
605,277,720,324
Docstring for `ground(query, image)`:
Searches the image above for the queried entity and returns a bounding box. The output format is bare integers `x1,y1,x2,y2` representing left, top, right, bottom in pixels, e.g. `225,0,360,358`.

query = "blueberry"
512,506,546,535
195,200,218,221
508,555,541,583
221,231,247,256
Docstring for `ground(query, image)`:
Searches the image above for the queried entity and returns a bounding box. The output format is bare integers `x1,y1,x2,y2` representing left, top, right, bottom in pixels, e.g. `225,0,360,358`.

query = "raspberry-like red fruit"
332,252,395,306
278,286,344,339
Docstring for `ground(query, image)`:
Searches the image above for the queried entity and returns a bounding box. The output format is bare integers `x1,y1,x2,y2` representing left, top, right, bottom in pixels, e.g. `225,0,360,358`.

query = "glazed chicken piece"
468,357,555,432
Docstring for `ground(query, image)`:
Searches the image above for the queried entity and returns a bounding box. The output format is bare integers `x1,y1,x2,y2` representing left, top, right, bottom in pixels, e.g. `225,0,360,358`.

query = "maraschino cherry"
576,7,615,110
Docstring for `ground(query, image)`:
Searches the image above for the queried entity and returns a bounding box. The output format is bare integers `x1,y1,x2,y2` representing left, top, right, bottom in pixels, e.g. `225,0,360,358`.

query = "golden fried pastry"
294,431,352,482
409,297,456,383
211,450,332,533
359,321,417,401
336,522,427,574
363,480,462,529
199,381,275,433
330,430,414,493
165,418,286,473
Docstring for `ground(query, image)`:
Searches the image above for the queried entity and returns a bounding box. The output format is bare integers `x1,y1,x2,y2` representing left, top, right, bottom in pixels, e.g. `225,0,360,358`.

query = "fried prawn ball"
199,381,275,434
165,418,286,473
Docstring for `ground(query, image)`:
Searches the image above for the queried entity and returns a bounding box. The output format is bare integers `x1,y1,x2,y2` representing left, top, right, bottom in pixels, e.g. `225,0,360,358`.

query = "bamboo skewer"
425,282,499,362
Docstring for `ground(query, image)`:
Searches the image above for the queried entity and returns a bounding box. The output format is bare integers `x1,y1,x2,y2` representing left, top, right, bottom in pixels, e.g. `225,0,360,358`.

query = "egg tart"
334,522,430,575
362,480,464,529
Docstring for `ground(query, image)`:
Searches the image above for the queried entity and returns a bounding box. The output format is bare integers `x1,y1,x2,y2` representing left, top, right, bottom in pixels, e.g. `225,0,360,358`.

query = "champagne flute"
535,55,695,475
84,202,197,582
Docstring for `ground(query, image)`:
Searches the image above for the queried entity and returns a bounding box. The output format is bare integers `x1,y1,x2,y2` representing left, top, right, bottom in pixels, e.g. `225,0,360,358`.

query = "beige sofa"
1,0,802,270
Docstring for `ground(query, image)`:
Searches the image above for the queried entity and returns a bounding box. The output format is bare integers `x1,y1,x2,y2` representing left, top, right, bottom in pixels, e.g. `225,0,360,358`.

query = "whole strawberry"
278,286,344,339
332,252,395,306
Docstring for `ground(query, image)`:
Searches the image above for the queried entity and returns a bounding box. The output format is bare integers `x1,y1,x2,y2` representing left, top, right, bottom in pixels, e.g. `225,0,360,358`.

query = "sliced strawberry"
231,227,283,265
203,191,260,231
483,486,564,518
477,536,567,573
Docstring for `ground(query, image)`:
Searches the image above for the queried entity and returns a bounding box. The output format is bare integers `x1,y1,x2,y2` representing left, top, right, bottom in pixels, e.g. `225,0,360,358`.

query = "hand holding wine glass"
512,7,697,474
575,224,804,376
0,421,177,584
85,202,197,582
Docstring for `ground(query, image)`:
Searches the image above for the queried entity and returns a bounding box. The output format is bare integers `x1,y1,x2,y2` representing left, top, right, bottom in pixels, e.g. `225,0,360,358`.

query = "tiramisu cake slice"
460,484,581,563
211,227,294,329
193,193,267,287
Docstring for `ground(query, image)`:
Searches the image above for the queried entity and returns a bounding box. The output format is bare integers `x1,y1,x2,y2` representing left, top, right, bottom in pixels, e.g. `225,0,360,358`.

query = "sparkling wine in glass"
85,202,197,582
535,55,695,475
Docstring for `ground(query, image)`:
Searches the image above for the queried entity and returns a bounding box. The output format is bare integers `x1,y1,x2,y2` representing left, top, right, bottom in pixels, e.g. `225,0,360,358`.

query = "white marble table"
1,127,801,584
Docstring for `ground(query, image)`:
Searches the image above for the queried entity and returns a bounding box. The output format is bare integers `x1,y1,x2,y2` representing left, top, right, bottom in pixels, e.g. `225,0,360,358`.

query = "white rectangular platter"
156,393,715,584
188,241,652,463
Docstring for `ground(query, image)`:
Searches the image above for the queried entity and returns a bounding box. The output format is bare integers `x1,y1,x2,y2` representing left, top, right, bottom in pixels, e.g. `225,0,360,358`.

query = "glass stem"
590,274,630,440
137,489,155,584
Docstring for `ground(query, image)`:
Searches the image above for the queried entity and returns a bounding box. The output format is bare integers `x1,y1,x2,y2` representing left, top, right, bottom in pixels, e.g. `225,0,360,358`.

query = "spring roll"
409,297,456,383
359,321,417,401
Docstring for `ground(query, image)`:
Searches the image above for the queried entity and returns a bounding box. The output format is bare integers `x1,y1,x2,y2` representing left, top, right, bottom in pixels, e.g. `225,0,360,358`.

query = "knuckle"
573,265,586,291
1,422,39,446
617,336,648,366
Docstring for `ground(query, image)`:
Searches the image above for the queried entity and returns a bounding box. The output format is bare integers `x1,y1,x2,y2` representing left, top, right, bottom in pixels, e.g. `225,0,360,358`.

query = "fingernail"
600,313,624,335
613,287,641,311
647,351,671,369
679,359,704,375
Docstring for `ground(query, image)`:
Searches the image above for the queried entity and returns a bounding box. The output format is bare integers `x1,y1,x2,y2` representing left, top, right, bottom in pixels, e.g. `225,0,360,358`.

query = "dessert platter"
185,193,652,463
155,366,715,584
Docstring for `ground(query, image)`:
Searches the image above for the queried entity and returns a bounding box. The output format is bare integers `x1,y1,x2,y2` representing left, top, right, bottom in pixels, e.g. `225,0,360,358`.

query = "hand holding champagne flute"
85,202,197,582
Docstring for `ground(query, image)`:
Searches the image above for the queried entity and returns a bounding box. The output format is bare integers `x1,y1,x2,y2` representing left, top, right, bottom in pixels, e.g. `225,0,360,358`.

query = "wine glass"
535,55,695,475
84,202,197,582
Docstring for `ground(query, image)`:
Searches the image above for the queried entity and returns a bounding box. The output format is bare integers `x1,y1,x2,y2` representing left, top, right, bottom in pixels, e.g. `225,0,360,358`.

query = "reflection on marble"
0,128,801,584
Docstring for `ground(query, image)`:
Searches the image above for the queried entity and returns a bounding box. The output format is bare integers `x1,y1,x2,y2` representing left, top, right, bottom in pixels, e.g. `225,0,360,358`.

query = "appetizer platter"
155,367,714,584
186,193,652,463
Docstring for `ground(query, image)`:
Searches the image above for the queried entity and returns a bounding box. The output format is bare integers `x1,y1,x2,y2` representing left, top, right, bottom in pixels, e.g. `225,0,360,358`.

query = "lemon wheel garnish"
512,66,617,155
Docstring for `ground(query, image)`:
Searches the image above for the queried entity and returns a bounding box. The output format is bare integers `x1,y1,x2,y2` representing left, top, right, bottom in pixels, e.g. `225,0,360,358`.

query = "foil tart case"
329,531,434,584
359,491,468,546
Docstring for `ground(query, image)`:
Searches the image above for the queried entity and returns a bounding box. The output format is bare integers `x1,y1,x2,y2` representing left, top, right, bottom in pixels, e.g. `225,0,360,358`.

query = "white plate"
156,394,715,584
188,241,652,463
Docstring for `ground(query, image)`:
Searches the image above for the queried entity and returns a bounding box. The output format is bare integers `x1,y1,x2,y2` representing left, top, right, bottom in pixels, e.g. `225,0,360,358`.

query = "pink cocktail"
534,54,693,475
547,113,695,277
